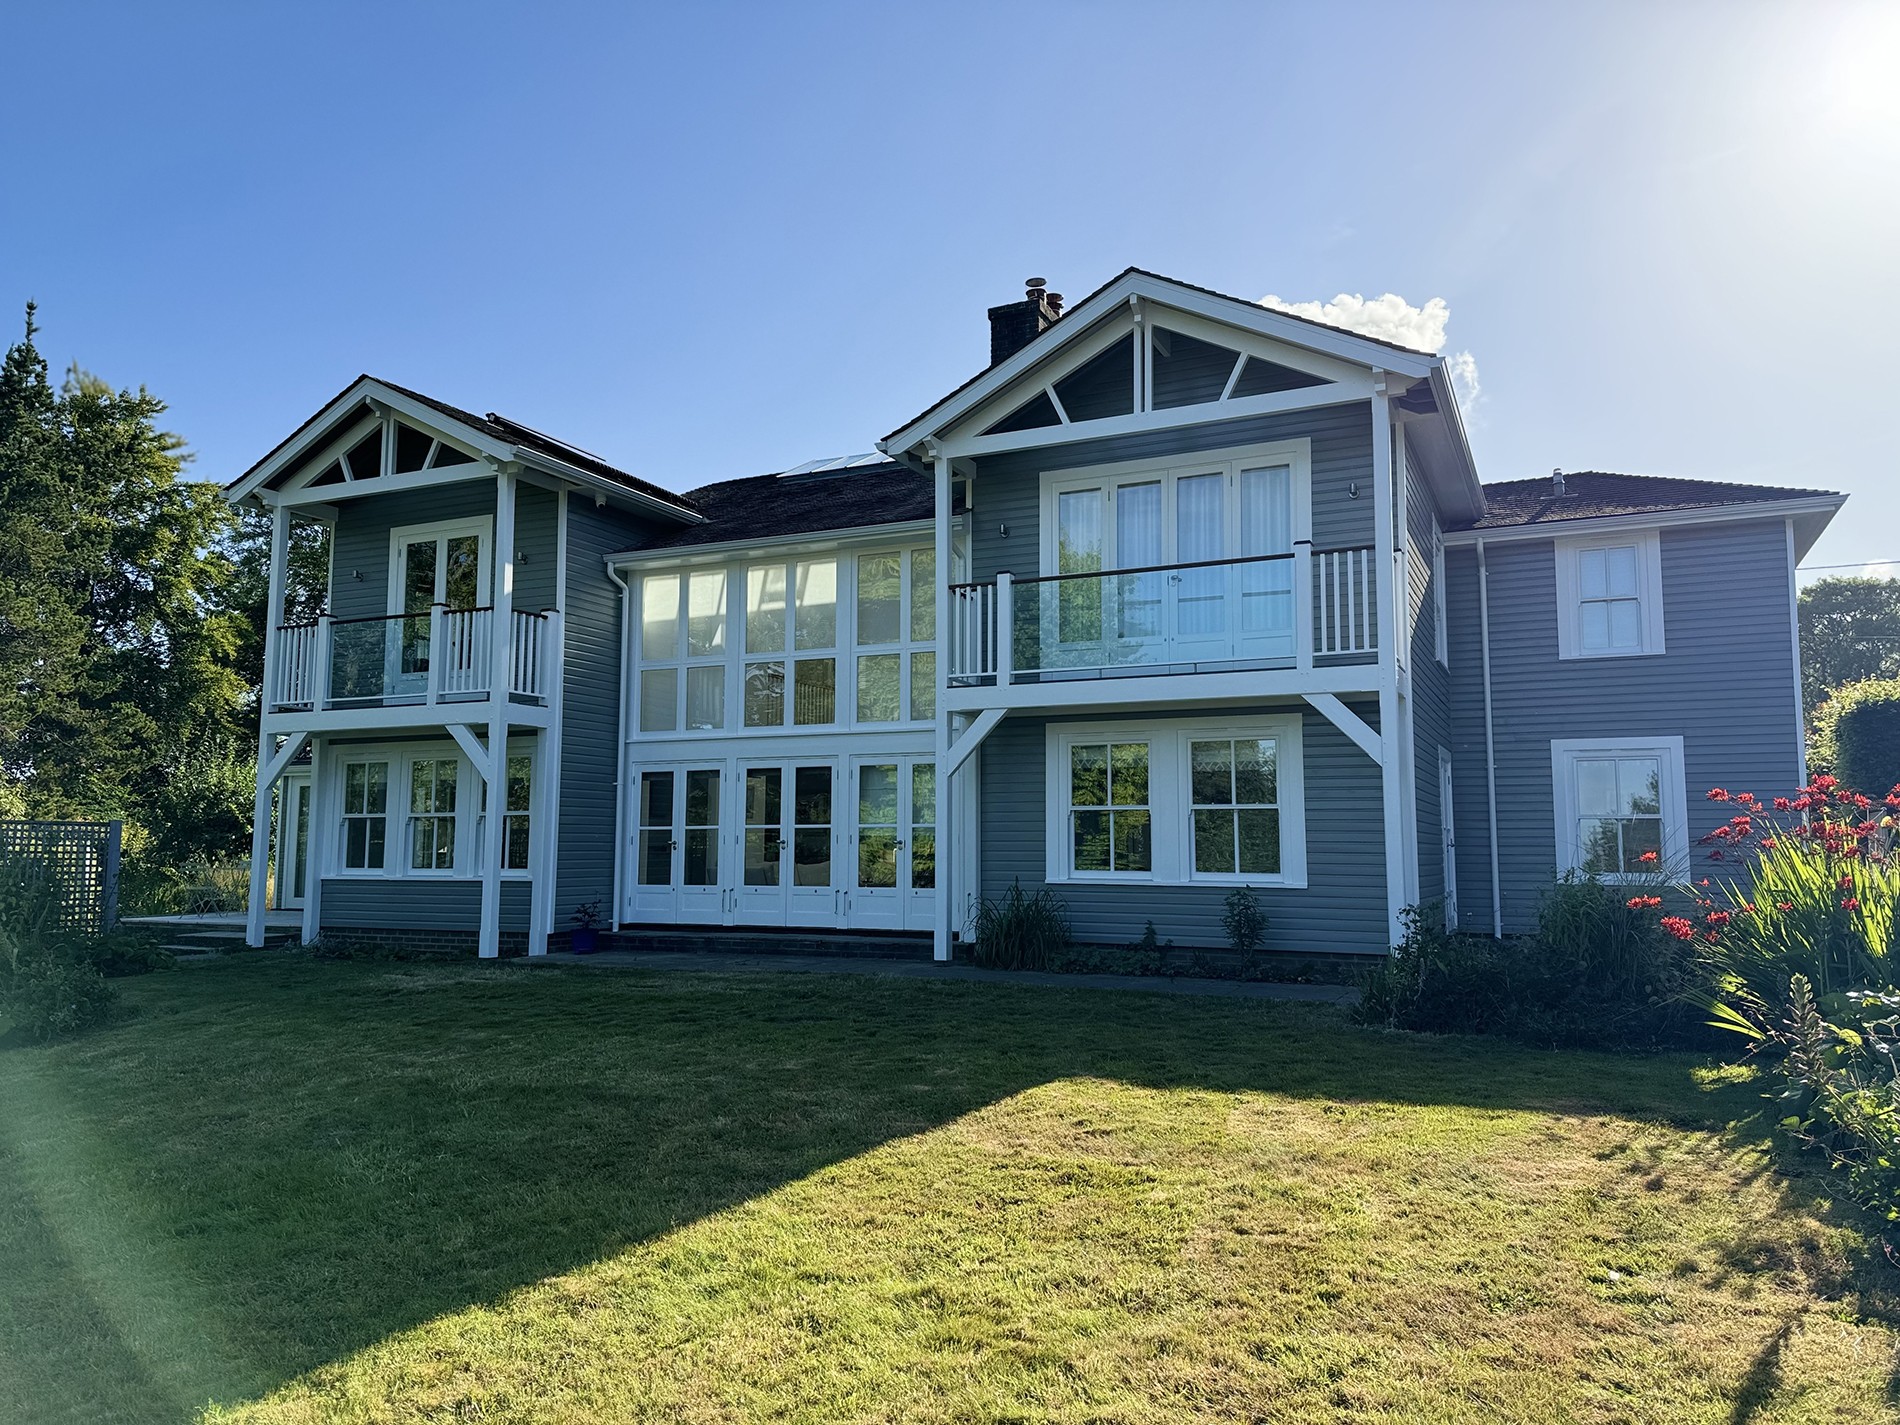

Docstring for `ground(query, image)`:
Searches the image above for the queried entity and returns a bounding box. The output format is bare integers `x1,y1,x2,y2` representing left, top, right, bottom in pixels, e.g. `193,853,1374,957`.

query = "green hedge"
1811,677,1900,795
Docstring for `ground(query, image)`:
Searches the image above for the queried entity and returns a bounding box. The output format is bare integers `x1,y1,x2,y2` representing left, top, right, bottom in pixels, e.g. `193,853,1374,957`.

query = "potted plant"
569,899,604,954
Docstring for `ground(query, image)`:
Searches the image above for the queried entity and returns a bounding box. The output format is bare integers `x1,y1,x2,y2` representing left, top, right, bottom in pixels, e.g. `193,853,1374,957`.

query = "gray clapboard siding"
325,478,557,618
968,402,1375,582
1406,461,1450,909
1444,518,1803,934
320,877,531,931
556,501,667,920
976,702,1389,955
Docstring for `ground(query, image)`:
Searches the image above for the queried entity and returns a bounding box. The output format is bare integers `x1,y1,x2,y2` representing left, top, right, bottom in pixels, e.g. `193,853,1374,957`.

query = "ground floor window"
330,741,535,880
1046,715,1307,886
341,760,388,869
1550,736,1687,881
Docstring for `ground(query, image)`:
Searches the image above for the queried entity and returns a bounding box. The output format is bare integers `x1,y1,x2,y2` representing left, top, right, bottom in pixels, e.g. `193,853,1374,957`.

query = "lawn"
1,958,1896,1424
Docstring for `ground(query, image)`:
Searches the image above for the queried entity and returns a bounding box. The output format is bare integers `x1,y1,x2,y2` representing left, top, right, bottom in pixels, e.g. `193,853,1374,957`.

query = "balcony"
947,545,1376,688
269,606,558,714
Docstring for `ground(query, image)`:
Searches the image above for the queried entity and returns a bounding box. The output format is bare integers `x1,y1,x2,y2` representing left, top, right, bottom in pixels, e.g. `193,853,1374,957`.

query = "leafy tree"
0,304,250,832
1799,576,1900,713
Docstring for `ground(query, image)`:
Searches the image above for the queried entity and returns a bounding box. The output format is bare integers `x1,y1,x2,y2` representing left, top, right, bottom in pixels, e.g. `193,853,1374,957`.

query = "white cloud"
1260,291,1451,354
1260,290,1482,417
1861,561,1899,581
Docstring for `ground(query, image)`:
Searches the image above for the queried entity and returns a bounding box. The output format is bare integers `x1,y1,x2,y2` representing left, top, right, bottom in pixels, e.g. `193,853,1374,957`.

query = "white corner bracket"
1303,692,1381,765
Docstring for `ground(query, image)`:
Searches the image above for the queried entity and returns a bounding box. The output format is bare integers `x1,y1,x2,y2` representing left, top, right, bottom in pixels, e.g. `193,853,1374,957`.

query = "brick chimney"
987,277,1064,366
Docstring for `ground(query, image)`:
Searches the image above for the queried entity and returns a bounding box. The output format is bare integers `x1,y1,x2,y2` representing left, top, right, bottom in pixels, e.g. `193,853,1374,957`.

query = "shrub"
972,881,1072,970
0,952,117,1041
1356,882,1711,1050
1654,776,1900,1220
1809,677,1900,795
1221,887,1267,959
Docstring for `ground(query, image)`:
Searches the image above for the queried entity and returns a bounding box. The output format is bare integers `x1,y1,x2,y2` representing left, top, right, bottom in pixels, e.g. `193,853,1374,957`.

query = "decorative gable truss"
281,411,482,497
940,302,1384,459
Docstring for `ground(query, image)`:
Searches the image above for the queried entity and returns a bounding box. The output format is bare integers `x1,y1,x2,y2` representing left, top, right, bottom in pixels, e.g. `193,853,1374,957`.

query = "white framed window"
1554,529,1664,659
330,741,534,880
409,757,459,871
1551,736,1688,881
1047,715,1306,887
854,546,936,725
341,760,389,870
1431,516,1448,667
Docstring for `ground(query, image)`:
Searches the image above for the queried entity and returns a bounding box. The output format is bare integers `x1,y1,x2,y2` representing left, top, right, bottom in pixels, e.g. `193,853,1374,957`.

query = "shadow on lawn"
1,955,1896,1421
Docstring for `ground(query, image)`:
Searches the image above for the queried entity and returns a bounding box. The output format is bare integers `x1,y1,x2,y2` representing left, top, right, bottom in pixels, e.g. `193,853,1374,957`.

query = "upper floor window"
631,545,938,737
1554,529,1664,659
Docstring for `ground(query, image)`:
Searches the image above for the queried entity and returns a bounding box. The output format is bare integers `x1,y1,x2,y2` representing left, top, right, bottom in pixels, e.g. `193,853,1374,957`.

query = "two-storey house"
229,269,1842,960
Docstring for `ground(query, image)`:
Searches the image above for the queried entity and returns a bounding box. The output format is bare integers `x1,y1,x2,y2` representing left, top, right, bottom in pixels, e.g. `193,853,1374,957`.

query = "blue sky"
3,2,1895,576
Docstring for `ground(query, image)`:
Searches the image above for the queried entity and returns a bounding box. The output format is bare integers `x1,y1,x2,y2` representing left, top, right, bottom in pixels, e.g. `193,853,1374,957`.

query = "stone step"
599,928,934,961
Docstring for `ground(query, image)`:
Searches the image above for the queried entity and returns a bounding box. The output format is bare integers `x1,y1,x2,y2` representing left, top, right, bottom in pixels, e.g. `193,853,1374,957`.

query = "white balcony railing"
947,545,1377,685
268,606,558,712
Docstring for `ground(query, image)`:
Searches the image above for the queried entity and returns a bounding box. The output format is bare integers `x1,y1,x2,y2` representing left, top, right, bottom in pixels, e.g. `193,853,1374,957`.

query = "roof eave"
1442,493,1847,550
879,268,1437,456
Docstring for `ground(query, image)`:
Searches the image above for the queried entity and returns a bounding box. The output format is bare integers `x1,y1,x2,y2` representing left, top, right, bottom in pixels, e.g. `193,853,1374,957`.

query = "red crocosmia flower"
1773,797,1791,812
1776,901,1794,912
1661,916,1696,941
1855,794,1873,811
1744,903,1758,915
1842,897,1861,911
1699,878,1711,887
1843,846,1862,860
1626,895,1662,910
1760,838,1777,851
1814,775,1838,791
1638,850,1659,864
1839,873,1855,890
1709,849,1726,861
1737,792,1757,805
1708,788,1730,801
1703,928,1721,943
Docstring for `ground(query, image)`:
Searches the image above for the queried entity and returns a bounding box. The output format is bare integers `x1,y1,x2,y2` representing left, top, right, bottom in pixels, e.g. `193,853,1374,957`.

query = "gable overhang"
1442,493,1846,561
225,376,702,526
876,267,1484,520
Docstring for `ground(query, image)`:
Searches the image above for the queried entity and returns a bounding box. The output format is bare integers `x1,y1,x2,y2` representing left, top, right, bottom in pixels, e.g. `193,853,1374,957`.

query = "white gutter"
1476,535,1504,938
1442,495,1846,549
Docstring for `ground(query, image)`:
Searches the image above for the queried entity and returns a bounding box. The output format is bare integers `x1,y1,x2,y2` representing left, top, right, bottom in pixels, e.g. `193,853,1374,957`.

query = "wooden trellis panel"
0,820,121,935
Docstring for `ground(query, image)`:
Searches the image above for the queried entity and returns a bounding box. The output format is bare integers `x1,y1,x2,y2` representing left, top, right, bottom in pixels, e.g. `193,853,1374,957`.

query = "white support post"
478,467,517,959
1294,539,1313,670
246,505,293,946
527,726,555,955
245,730,275,947
1370,381,1408,949
932,447,953,962
301,737,325,946
995,571,1014,685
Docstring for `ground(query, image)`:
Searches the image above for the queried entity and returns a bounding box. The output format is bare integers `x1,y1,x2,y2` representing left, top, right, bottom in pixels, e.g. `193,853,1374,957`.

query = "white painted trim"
1553,527,1665,660
1550,735,1690,883
605,517,949,570
1371,390,1407,949
387,515,495,617
1431,514,1448,668
607,558,635,929
944,707,1005,776
942,384,1364,461
933,452,953,962
1302,693,1380,763
278,413,382,495
1043,713,1308,889
944,661,1380,714
302,737,326,944
269,462,495,509
1441,496,1846,548
881,270,1433,456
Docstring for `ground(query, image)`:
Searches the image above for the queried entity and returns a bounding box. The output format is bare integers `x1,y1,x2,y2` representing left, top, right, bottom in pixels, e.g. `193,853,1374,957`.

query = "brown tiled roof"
229,375,699,518
1462,471,1838,531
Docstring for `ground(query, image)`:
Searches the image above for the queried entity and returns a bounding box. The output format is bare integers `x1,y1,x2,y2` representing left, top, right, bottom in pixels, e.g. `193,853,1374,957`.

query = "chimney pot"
1552,467,1566,496
987,277,1064,366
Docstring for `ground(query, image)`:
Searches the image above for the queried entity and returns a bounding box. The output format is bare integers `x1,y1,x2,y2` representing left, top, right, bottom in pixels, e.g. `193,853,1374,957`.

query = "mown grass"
1,956,1896,1424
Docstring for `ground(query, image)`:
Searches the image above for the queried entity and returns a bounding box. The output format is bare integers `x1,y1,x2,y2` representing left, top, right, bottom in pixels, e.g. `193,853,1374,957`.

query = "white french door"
390,519,491,697
275,773,311,910
849,756,937,931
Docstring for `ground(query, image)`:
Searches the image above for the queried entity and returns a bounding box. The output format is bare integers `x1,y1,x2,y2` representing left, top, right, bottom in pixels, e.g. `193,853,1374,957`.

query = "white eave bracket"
1303,693,1381,765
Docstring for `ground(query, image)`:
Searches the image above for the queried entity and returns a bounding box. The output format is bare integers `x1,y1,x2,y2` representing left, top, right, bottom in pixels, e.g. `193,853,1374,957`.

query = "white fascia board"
1422,364,1484,517
881,271,1436,456
604,515,952,570
226,378,517,506
1441,495,1847,549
